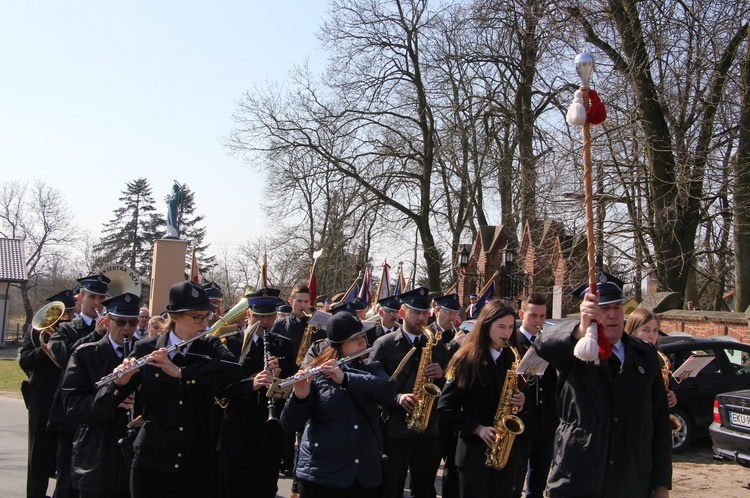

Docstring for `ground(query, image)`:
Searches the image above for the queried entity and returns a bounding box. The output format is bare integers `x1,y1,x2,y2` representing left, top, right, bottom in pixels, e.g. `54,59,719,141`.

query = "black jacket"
515,330,558,439
271,314,325,360
370,328,449,438
217,328,296,456
436,347,520,469
534,320,672,497
61,335,130,493
281,359,393,489
96,333,242,473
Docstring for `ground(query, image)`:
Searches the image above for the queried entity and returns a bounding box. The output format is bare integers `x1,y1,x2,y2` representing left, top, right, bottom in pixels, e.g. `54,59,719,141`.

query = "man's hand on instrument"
253,369,274,391
453,330,467,346
510,391,525,410
397,393,417,413
118,392,135,410
147,348,182,379
425,363,443,379
94,315,109,336
266,355,281,377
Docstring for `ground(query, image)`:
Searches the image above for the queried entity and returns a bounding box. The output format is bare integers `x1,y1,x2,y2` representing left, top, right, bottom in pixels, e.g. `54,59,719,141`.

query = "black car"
710,389,750,467
658,335,750,453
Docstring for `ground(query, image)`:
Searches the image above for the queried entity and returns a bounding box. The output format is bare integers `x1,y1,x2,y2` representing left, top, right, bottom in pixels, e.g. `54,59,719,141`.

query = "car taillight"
713,399,721,424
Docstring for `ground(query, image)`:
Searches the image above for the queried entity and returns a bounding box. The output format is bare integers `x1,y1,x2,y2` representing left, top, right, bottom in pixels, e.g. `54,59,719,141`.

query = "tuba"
32,301,66,368
406,327,442,433
657,350,682,433
99,263,141,297
485,342,525,470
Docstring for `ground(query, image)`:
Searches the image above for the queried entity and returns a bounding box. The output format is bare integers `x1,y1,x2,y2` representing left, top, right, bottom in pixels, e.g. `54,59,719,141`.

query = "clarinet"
263,328,280,425
118,337,136,445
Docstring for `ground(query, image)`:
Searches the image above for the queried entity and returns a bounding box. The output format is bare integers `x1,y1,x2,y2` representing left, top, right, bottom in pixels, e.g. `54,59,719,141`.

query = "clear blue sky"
0,1,328,257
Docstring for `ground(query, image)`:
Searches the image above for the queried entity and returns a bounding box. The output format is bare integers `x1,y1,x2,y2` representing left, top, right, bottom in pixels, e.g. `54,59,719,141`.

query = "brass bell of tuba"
32,301,67,368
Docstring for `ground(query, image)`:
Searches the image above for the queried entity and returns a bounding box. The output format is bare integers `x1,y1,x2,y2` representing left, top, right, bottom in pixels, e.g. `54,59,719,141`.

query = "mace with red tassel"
566,51,610,363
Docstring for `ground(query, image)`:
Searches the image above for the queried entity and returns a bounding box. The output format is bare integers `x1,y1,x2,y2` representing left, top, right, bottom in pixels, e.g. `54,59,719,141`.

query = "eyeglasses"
114,318,139,327
187,312,215,324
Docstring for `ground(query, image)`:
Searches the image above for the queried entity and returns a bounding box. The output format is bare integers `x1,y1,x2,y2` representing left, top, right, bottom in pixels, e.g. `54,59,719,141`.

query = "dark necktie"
529,334,536,343
609,352,621,376
116,346,124,358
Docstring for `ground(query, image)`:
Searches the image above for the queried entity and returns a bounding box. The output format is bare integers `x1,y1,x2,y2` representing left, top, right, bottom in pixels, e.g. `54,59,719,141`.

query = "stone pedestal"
149,239,189,315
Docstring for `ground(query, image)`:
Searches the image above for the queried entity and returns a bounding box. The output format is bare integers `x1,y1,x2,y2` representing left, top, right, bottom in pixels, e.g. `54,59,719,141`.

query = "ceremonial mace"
567,51,611,362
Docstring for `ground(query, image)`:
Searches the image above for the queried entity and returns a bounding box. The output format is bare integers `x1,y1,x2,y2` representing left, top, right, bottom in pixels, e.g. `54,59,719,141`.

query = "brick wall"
657,310,750,344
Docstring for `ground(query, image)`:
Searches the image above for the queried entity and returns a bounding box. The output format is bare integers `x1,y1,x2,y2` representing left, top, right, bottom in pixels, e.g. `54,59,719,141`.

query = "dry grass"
0,358,26,394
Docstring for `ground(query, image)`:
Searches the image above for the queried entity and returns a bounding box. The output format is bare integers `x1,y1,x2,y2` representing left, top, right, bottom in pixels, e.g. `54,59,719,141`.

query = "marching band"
18,270,672,498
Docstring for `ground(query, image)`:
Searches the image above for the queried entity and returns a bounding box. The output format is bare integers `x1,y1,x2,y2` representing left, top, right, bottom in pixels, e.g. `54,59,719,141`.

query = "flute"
95,327,214,388
277,347,373,389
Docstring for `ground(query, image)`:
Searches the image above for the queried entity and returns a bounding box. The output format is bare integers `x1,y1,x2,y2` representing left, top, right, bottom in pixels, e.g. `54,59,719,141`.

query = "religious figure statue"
166,181,181,239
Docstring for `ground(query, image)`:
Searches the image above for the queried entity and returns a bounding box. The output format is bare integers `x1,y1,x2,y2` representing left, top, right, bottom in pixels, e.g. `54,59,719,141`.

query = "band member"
370,296,401,344
465,294,479,320
535,273,672,498
512,293,556,498
625,309,678,408
147,316,166,337
47,274,110,498
271,285,317,358
203,282,225,327
430,293,467,498
19,289,76,498
370,287,449,498
437,299,526,498
99,281,242,498
134,307,150,340
281,312,393,498
277,304,292,319
216,288,296,498
60,293,142,498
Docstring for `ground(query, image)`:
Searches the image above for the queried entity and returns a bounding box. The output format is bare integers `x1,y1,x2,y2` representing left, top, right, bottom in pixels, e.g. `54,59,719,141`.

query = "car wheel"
671,407,692,453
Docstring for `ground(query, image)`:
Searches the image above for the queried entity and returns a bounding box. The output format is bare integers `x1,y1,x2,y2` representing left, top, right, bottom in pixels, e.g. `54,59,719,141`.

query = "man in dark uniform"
512,293,557,498
370,287,449,498
535,273,672,498
47,274,110,498
465,294,478,319
19,289,76,498
372,296,401,342
134,307,149,341
203,281,224,327
217,288,296,498
271,284,316,359
60,293,141,498
429,293,467,498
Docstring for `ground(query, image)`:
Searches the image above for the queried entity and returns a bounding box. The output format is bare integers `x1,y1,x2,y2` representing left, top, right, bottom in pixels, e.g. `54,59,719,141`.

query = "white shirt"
611,340,625,364
167,332,191,360
490,348,503,363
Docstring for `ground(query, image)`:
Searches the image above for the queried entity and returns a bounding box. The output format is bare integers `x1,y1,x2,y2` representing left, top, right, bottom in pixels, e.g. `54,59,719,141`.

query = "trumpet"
95,298,249,388
31,301,67,368
278,347,373,389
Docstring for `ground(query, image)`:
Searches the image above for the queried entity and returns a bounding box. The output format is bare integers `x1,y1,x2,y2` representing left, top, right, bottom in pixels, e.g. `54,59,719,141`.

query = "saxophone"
657,350,681,433
295,313,315,366
485,342,525,470
406,327,442,433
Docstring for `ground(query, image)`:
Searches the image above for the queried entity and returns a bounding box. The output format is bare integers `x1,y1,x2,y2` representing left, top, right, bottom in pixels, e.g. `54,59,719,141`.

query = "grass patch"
0,359,26,394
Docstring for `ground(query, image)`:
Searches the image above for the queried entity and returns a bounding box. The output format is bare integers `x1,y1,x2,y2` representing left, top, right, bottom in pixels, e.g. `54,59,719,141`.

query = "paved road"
0,395,295,498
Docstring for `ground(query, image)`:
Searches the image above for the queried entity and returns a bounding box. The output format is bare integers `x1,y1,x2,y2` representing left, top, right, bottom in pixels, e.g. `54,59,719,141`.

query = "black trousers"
384,434,442,498
219,451,281,498
458,465,516,498
131,466,210,498
440,432,460,498
512,432,554,498
298,478,380,498
52,432,78,498
27,394,57,498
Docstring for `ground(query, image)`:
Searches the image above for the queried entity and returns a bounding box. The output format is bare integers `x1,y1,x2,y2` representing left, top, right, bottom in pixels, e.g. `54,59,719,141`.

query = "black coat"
217,328,296,457
436,348,521,469
47,316,98,433
271,314,325,360
280,359,393,489
370,328,449,438
367,322,399,346
61,335,130,493
96,333,242,474
515,330,558,439
534,320,672,498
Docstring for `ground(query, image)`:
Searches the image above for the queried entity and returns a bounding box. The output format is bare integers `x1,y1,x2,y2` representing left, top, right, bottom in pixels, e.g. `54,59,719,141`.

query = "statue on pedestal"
165,181,181,239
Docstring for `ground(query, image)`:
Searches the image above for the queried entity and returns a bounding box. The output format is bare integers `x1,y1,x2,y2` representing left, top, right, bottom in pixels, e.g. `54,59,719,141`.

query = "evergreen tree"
171,183,216,276
94,178,164,286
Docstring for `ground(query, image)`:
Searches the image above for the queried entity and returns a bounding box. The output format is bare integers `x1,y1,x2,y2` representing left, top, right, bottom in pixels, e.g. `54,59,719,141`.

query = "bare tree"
0,179,77,330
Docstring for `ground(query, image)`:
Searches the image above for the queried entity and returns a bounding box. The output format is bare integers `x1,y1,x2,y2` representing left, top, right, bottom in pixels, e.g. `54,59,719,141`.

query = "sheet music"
516,346,549,376
671,354,715,381
308,310,331,328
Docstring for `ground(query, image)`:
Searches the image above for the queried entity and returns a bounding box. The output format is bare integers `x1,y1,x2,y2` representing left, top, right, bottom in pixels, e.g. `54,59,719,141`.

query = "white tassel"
566,90,587,127
573,323,599,362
